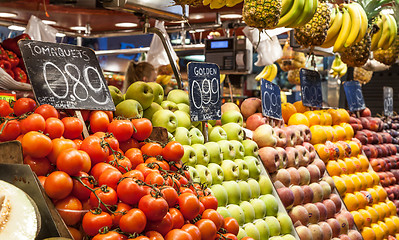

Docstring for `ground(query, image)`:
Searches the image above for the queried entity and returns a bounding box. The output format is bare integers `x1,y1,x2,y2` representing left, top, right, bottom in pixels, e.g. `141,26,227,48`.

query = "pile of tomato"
0,98,244,240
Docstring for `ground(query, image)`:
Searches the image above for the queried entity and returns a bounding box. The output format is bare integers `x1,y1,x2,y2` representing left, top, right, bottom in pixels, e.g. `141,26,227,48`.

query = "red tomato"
136,163,158,178
145,212,173,237
164,229,193,240
162,141,184,162
55,195,83,226
145,231,164,240
62,117,84,139
195,219,217,240
119,208,147,234
80,110,91,122
92,231,123,240
104,111,113,121
45,117,65,139
94,132,120,152
82,211,113,236
220,233,238,240
199,195,218,210
138,195,168,222
160,186,178,208
117,177,145,205
24,155,51,176
131,118,152,141
72,172,94,201
169,208,184,229
22,131,53,158
122,170,144,181
34,104,59,119
47,138,77,164
90,163,117,181
107,120,134,142
67,227,83,240
129,237,149,240
89,186,118,211
201,209,224,230
56,148,84,176
223,217,239,235
20,113,46,133
119,138,140,153
145,172,165,186
141,142,163,157
80,135,110,165
90,111,110,133
73,139,83,149
124,148,144,169
44,171,73,200
98,168,122,191
178,193,200,221
13,98,36,116
111,202,132,227
79,150,92,173
181,224,201,240
0,99,13,117
107,155,132,173
179,187,194,195
198,202,205,215
37,175,47,187
145,158,169,171
0,119,20,141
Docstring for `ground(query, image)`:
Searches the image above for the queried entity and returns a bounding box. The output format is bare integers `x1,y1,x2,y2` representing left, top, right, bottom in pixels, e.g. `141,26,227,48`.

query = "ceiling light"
0,12,17,18
195,29,205,32
8,25,25,31
189,30,196,33
42,20,57,25
115,22,138,27
70,26,87,31
56,32,66,37
221,14,242,19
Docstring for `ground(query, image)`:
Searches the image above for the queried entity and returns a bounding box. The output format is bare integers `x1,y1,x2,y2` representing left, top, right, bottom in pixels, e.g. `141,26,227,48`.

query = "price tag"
18,40,115,111
384,86,393,117
0,92,16,102
343,80,366,112
260,79,282,120
187,62,222,122
300,69,323,108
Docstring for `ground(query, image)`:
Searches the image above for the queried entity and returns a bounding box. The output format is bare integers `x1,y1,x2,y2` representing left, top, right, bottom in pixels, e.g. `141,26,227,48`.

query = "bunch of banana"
321,3,368,51
370,13,398,51
275,0,318,28
156,75,172,85
329,54,347,78
203,0,242,8
255,64,278,81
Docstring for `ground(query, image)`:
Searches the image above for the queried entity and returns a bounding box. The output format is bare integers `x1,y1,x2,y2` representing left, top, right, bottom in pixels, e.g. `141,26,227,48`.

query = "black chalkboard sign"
18,40,115,111
261,79,282,120
343,81,366,112
300,69,323,108
187,62,221,122
384,86,393,117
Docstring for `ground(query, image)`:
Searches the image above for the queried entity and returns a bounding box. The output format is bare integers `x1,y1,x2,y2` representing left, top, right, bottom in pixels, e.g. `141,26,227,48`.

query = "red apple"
240,97,262,119
258,147,280,173
245,113,266,131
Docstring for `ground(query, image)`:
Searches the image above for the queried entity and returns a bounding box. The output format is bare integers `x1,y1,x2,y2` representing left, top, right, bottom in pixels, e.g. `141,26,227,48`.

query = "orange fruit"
333,125,347,141
344,193,359,211
348,141,360,156
332,176,347,196
371,223,385,240
366,206,380,223
325,141,340,160
359,209,373,227
282,102,297,124
379,202,390,219
341,174,355,193
328,109,342,125
378,221,389,238
363,172,375,188
335,141,345,159
310,125,327,145
374,186,387,202
386,201,397,216
327,160,342,176
340,122,355,140
304,111,321,126
324,126,335,142
391,216,399,230
315,144,329,163
351,211,365,229
344,158,357,174
337,159,348,174
373,204,386,221
361,227,376,240
338,108,350,123
323,112,333,126
355,191,369,210
288,113,310,126
367,188,379,205
293,100,309,113
316,112,327,125
384,217,397,236
350,174,363,192
358,155,370,171
355,172,367,190
336,141,352,158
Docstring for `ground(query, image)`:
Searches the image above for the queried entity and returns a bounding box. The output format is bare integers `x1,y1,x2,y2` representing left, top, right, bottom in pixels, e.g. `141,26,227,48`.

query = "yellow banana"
289,0,317,28
328,6,337,28
339,64,347,77
371,17,383,51
262,65,272,80
352,2,368,43
220,74,226,83
323,6,342,46
344,3,362,47
210,0,226,9
333,8,352,52
378,14,392,49
281,0,295,17
386,14,397,48
225,0,243,7
203,0,212,5
276,0,306,27
255,65,270,81
266,64,278,81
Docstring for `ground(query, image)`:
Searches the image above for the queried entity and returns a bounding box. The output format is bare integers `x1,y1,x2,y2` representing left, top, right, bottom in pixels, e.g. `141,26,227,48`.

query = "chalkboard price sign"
343,81,366,112
300,69,323,108
18,40,115,111
187,62,221,122
261,79,282,120
384,86,393,117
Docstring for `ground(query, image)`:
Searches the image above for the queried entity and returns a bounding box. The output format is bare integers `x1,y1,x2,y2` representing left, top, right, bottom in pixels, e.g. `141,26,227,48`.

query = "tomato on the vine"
181,224,201,240
131,118,152,141
0,119,20,141
141,142,163,157
117,177,145,205
44,171,73,200
107,155,132,173
82,211,113,236
0,100,13,117
37,175,47,187
223,217,239,235
89,186,118,211
47,138,77,164
145,172,165,186
145,158,169,171
168,208,184,229
92,231,123,240
45,117,65,139
201,209,224,230
79,150,91,173
98,168,122,191
107,120,134,142
22,131,53,158
111,202,131,227
195,219,217,240
55,195,83,226
122,170,144,181
91,163,117,181
90,111,110,133
124,148,144,168
119,138,140,153
13,98,36,116
145,212,173,237
177,193,200,221
72,171,94,201
56,148,84,176
221,233,238,240
136,163,159,178
94,132,120,152
160,186,178,208
145,231,164,240
62,117,84,139
162,141,184,163
199,195,218,211
119,208,147,234
138,195,168,222
34,104,59,119
80,135,110,165
164,229,193,240
23,155,51,176
20,113,46,133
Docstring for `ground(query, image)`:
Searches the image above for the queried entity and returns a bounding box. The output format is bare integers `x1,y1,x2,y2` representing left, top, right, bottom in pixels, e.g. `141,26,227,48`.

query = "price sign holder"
260,79,282,120
300,68,323,108
384,86,393,117
343,80,366,112
19,40,116,138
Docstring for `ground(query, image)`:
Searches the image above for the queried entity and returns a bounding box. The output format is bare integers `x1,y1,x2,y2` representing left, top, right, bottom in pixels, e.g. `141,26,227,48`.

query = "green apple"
217,206,231,218
177,103,190,114
187,166,199,183
161,100,179,112
174,127,191,145
222,123,244,141
244,222,260,240
211,184,228,207
230,140,245,159
204,142,223,164
242,139,259,157
168,132,175,141
281,235,296,240
109,85,124,106
147,82,164,104
115,99,143,118
250,198,267,219
221,110,244,126
167,89,189,105
254,219,270,240
234,159,250,181
217,140,236,160
195,165,212,186
237,227,248,239
227,204,245,226
247,178,261,198
143,102,162,120
174,110,191,129
240,201,255,223
221,160,240,181
207,163,224,184
264,216,281,237
189,128,204,145
222,181,241,204
191,144,209,165
208,120,216,126
152,109,177,133
269,236,284,240
125,81,154,110
209,126,228,142
238,180,252,201
277,212,293,235
259,175,274,195
181,145,196,166
261,195,279,217
243,156,261,180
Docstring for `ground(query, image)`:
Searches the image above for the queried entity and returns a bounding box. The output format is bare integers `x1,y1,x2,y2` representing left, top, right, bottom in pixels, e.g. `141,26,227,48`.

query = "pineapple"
374,37,399,65
294,0,331,47
242,0,281,29
287,69,301,85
